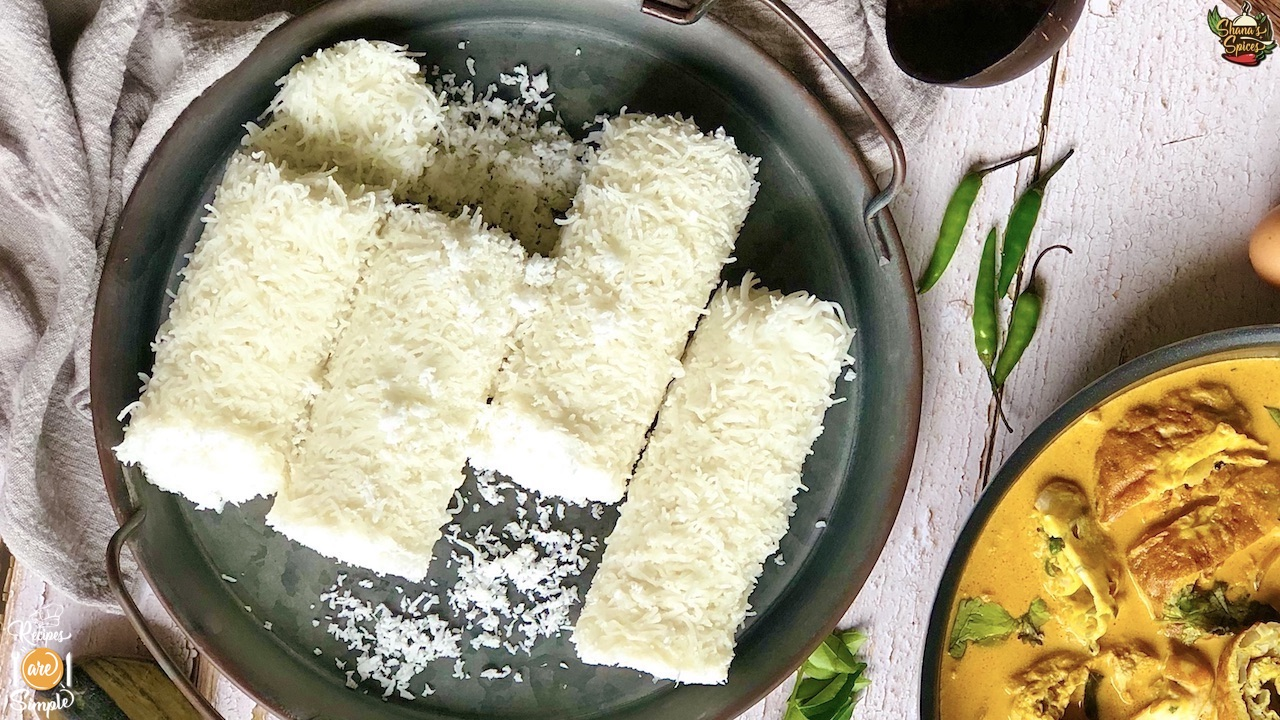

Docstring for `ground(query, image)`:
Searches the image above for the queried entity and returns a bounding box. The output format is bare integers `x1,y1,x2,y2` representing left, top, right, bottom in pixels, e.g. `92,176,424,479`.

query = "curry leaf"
823,635,864,673
804,638,858,677
1083,671,1102,720
829,701,856,720
1266,406,1280,429
811,696,856,720
794,676,830,702
803,675,861,718
799,676,848,710
786,629,870,719
840,628,868,655
800,662,838,681
783,704,809,720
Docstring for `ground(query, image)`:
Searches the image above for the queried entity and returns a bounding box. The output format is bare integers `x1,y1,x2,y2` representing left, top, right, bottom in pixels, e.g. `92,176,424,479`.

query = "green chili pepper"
917,148,1036,294
973,228,999,369
993,291,1042,388
993,245,1073,387
996,149,1075,298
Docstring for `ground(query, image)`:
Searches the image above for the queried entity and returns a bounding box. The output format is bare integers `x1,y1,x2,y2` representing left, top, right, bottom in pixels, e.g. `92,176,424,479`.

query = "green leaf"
1083,671,1102,720
831,699,857,720
1044,537,1065,577
1027,598,1050,626
811,697,856,720
799,676,849,710
947,597,1018,659
787,629,870,720
804,640,840,675
800,660,838,681
840,628,868,655
1163,582,1280,643
783,704,809,720
1266,406,1280,429
823,635,864,674
805,636,862,676
794,676,831,702
1018,597,1051,644
802,674,860,717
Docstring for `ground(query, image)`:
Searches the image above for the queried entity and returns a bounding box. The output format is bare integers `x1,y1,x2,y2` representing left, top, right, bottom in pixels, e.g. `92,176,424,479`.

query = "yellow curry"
941,357,1280,720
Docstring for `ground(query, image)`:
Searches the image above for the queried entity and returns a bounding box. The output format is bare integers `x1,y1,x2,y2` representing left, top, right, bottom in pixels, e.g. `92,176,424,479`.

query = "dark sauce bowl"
886,0,1085,87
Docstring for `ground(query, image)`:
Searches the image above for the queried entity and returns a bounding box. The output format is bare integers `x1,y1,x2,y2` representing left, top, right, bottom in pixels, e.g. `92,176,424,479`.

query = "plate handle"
641,0,907,263
107,507,226,720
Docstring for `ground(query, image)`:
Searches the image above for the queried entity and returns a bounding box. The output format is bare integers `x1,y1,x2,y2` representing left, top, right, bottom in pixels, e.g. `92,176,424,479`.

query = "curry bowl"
921,325,1280,719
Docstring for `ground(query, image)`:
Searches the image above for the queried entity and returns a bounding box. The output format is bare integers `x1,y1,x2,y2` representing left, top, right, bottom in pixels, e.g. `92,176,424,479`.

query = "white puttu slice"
267,206,529,582
471,114,759,504
406,65,581,254
115,151,385,511
246,40,443,193
572,275,854,684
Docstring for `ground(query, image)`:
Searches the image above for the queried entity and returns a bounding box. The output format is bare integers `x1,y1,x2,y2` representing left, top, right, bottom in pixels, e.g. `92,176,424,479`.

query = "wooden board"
3,0,1279,716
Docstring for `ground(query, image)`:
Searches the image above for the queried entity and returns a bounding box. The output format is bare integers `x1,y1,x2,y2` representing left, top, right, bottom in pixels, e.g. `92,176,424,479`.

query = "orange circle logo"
20,647,63,691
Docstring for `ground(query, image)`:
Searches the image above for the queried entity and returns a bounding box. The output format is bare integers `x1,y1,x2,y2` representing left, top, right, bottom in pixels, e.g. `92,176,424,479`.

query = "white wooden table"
4,0,1280,716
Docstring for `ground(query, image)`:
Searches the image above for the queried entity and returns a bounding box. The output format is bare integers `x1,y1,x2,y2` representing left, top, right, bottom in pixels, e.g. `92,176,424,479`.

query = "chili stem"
988,372,1013,432
1021,244,1075,295
1031,148,1075,190
976,146,1039,177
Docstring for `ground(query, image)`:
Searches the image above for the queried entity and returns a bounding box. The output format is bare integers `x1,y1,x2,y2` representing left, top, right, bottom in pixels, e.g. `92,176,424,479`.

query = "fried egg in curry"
940,359,1280,720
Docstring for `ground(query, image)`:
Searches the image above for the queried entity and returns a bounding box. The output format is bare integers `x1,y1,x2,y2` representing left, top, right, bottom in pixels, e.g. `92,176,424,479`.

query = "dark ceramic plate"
91,0,922,718
920,325,1280,719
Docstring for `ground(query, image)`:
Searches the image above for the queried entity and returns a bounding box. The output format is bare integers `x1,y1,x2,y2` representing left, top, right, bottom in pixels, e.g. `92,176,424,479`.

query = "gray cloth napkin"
0,0,940,609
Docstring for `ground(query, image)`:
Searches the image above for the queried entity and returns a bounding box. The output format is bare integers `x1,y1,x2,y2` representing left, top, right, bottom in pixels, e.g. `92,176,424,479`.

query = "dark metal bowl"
920,325,1280,719
91,0,923,718
886,0,1085,87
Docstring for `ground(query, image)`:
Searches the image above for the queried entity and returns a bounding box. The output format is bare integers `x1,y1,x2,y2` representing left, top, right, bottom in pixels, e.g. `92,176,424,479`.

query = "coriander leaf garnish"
1162,582,1279,644
948,596,1052,659
786,629,869,720
1016,597,1051,646
1043,536,1066,577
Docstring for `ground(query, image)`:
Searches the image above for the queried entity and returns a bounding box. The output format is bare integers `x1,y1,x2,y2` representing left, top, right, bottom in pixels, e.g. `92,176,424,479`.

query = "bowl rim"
886,0,1085,87
919,323,1280,719
92,0,923,718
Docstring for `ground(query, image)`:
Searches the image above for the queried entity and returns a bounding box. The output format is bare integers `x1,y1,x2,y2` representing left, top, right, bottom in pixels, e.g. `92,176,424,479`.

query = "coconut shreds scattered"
321,576,462,700
315,470,604,697
410,64,582,254
445,484,600,655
